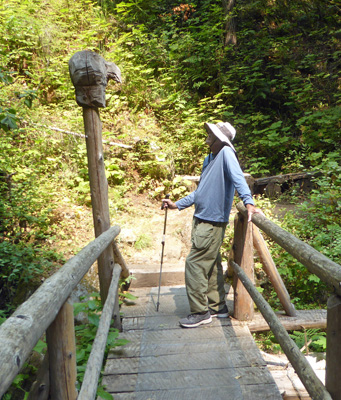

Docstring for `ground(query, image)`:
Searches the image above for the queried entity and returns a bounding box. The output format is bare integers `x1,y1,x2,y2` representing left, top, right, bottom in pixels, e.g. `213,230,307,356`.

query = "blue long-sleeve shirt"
175,146,254,222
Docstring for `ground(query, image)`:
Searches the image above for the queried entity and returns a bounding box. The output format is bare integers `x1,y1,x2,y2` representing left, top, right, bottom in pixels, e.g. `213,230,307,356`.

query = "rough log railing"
231,202,341,400
0,50,127,399
0,225,127,399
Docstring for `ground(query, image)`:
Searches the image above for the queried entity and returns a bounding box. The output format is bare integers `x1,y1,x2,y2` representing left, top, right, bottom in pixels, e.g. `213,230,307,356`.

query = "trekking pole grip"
161,193,170,210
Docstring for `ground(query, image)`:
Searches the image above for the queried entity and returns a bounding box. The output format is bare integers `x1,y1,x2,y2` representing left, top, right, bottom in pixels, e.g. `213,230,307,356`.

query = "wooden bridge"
1,203,339,400
101,259,330,400
1,53,340,399
103,285,283,400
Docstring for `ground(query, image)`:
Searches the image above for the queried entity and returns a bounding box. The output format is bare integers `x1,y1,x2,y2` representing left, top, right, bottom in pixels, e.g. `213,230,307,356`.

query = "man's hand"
162,198,178,210
246,204,264,222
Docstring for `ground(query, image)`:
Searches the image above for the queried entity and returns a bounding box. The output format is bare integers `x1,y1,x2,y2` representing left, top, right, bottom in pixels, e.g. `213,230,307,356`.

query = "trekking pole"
156,194,170,312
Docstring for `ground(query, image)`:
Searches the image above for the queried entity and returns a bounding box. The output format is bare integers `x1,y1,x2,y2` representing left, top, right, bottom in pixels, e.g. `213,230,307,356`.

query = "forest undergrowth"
0,0,340,397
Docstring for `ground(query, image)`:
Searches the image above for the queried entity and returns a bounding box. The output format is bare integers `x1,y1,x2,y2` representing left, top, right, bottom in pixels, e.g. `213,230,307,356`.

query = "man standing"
162,122,263,328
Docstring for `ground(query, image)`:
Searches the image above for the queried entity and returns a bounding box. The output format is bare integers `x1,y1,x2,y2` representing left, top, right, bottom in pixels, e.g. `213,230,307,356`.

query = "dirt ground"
54,192,296,294
55,194,195,289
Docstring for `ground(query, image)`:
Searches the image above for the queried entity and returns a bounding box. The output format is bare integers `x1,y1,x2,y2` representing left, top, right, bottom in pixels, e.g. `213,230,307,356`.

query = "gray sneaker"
179,311,212,328
209,305,229,318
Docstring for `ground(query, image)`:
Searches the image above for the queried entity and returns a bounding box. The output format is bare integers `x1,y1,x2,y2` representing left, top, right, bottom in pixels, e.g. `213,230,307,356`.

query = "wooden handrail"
236,202,341,295
78,264,122,400
0,225,120,397
234,202,341,399
113,241,130,280
231,260,332,400
1,198,339,398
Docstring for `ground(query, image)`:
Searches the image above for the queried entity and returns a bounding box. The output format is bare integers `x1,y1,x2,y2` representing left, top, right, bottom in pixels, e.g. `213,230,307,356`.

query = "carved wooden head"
69,50,121,108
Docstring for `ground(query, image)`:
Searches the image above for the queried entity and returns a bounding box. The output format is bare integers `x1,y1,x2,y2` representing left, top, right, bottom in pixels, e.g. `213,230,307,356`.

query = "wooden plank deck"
102,286,283,400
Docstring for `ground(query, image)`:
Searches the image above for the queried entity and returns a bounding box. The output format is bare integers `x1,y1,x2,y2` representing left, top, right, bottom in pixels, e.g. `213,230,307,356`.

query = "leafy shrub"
0,0,339,322
74,292,129,398
289,329,327,353
134,233,152,250
0,241,62,314
254,328,327,354
264,154,341,308
0,163,64,313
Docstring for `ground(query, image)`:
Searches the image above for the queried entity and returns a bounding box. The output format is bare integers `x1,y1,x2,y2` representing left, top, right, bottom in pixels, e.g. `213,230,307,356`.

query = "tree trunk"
222,0,237,45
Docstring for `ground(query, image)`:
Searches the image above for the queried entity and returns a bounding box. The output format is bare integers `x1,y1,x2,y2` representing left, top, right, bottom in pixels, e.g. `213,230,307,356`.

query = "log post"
69,50,122,304
27,353,49,400
253,225,297,317
226,214,238,278
326,294,341,400
82,107,115,303
46,299,77,400
233,212,254,320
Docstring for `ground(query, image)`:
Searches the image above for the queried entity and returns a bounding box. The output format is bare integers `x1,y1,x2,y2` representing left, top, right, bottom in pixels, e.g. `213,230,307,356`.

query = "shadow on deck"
102,286,283,400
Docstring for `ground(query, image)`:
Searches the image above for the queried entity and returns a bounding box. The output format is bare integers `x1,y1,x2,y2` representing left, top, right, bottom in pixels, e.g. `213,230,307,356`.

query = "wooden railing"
231,202,341,400
1,202,339,400
0,225,127,399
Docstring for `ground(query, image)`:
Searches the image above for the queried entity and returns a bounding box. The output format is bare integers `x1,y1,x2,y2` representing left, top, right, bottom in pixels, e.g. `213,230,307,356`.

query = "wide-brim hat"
204,122,236,152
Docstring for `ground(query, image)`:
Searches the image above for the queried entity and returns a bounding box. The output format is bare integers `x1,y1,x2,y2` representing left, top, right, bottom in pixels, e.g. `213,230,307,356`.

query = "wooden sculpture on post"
69,50,121,304
69,50,121,108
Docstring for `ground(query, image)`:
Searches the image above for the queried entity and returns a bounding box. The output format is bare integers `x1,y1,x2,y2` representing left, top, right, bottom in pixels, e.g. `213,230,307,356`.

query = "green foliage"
289,329,327,353
254,328,327,354
160,176,192,201
247,187,339,309
108,186,132,213
269,153,341,306
2,337,47,399
3,374,30,400
1,0,339,180
0,241,60,313
293,169,340,261
74,292,129,397
0,107,19,131
0,131,66,313
134,233,152,250
105,157,126,185
107,0,340,175
253,332,282,354
0,0,339,353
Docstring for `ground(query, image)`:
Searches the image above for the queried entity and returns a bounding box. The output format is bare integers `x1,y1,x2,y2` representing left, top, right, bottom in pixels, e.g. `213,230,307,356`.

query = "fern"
289,329,327,353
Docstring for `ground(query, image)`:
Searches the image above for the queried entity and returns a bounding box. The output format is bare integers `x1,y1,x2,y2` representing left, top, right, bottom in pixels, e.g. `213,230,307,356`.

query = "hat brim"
204,122,236,152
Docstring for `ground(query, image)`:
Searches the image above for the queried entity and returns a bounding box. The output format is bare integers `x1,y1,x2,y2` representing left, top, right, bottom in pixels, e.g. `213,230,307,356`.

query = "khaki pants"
185,217,227,314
